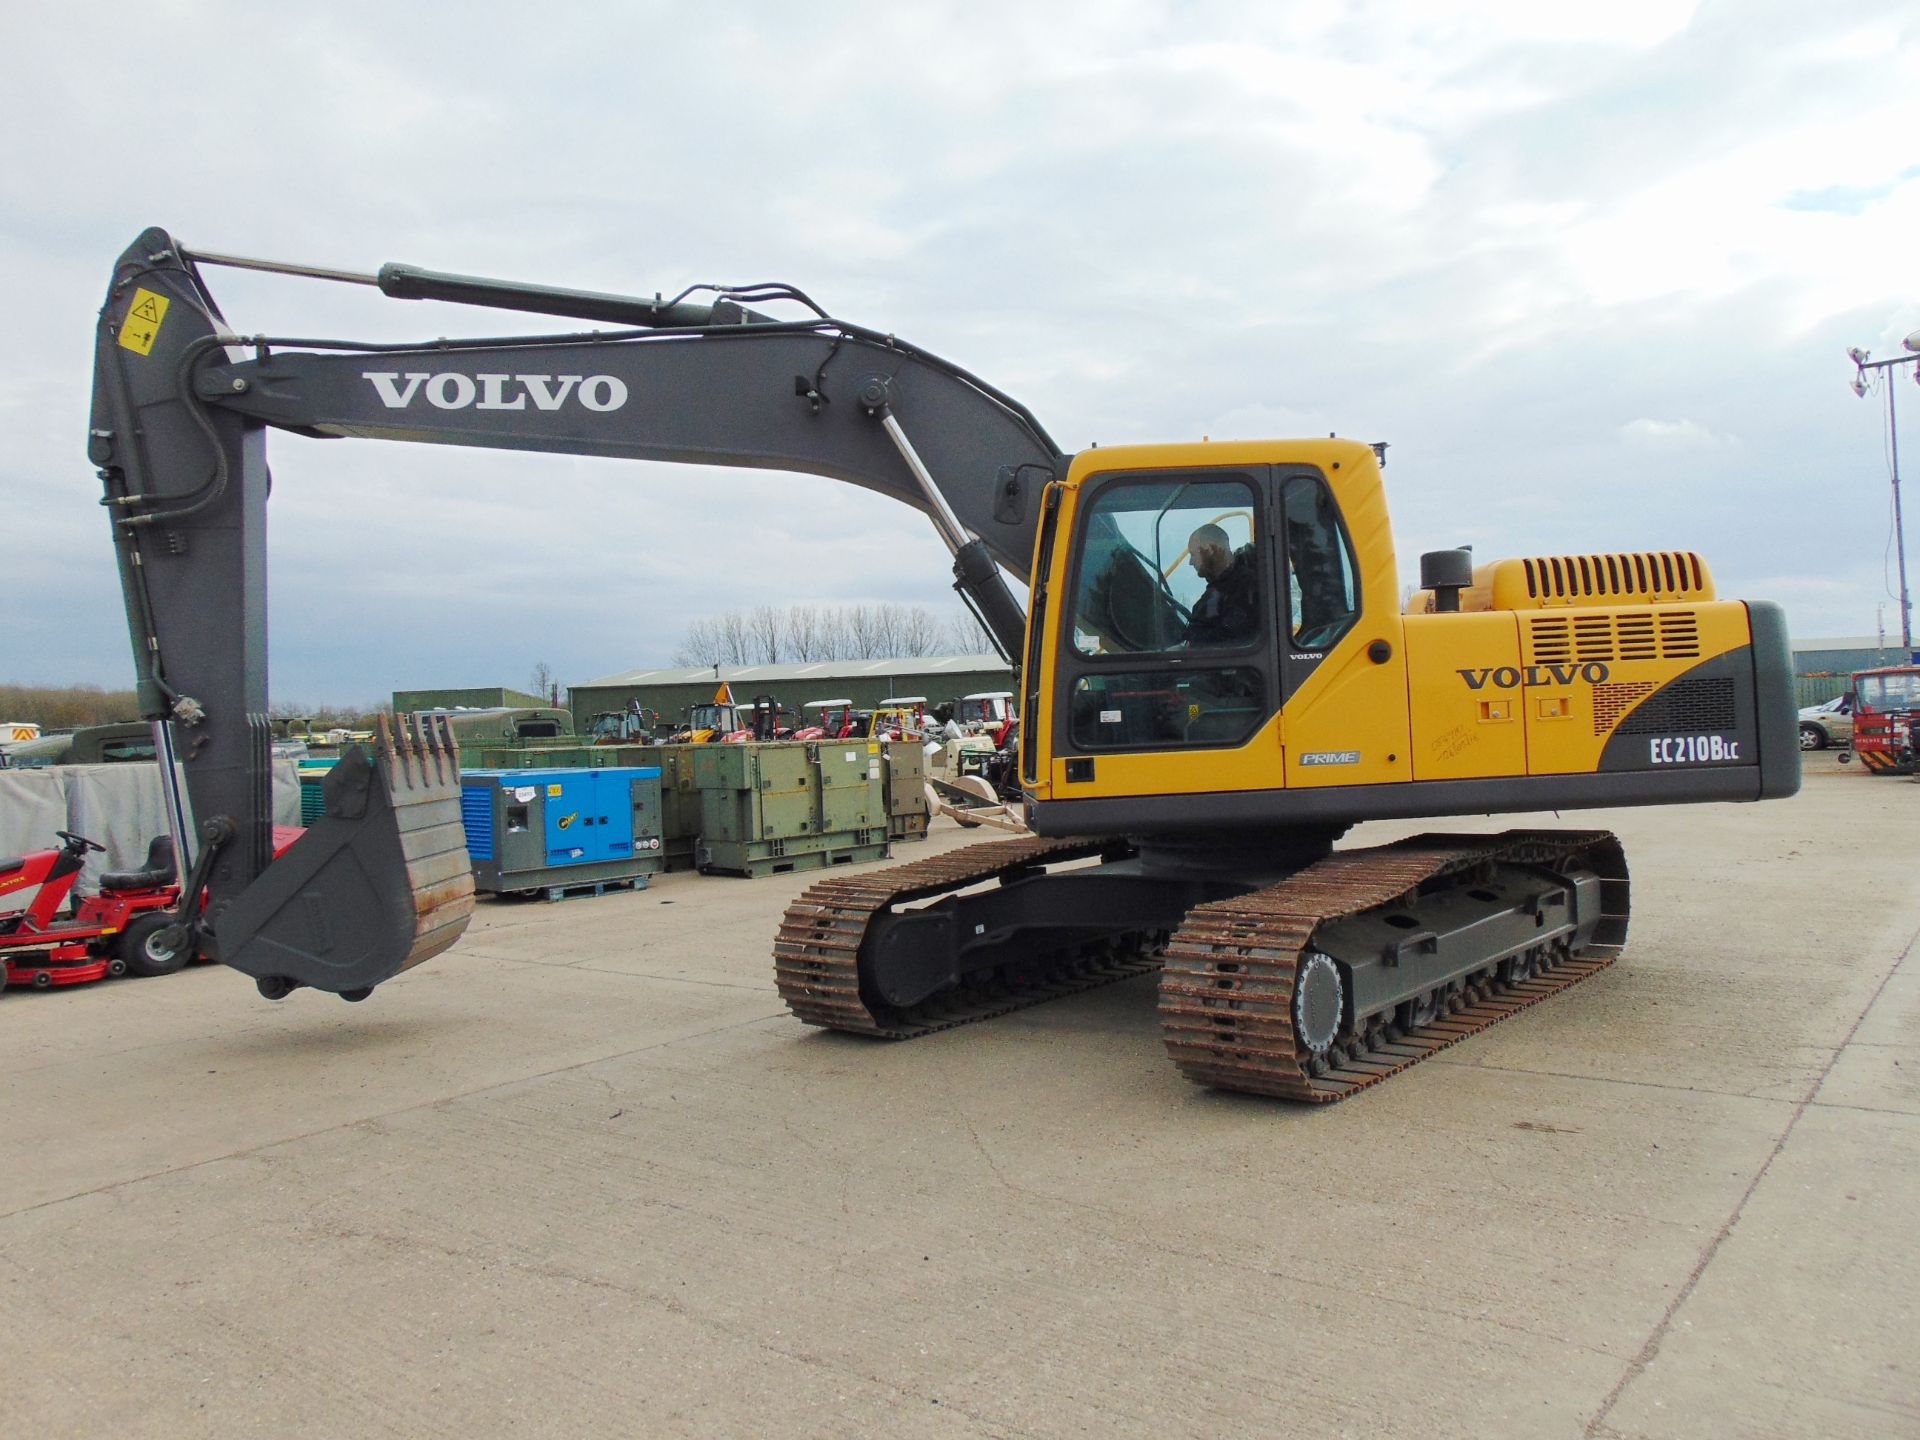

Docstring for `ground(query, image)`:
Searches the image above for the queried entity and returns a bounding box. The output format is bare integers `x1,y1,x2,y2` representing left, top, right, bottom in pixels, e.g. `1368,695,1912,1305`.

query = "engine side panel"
1404,611,1527,781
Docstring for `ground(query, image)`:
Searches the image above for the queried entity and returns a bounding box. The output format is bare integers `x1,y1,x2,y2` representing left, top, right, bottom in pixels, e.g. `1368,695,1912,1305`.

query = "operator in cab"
1184,523,1259,646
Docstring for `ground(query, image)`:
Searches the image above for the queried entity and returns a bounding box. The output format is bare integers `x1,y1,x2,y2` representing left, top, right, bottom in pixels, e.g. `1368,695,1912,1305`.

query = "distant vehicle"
2,722,155,768
791,699,857,741
1796,694,1853,751
951,691,1016,731
869,696,928,740
412,707,572,746
669,699,744,744
587,704,660,744
1844,665,1920,774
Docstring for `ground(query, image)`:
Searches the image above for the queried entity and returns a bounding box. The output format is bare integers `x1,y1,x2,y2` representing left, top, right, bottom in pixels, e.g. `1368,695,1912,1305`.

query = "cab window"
97,736,158,763
1069,667,1266,749
1061,471,1269,751
1281,475,1359,651
1069,476,1260,656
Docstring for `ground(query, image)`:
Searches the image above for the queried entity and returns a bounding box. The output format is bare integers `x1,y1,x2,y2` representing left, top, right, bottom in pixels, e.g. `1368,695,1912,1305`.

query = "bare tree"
670,602,997,667
785,604,823,661
897,606,941,656
839,604,877,658
875,605,908,657
714,610,753,665
529,661,558,702
671,617,724,668
0,683,140,730
817,606,850,660
941,610,992,654
747,605,784,663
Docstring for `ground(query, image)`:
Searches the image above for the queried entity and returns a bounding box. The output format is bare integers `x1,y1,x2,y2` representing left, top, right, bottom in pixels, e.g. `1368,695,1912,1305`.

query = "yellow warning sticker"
547,784,563,797
118,287,171,355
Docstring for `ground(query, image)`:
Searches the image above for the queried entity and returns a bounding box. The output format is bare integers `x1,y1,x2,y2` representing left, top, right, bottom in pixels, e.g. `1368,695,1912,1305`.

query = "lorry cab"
1846,666,1920,773
2,722,157,768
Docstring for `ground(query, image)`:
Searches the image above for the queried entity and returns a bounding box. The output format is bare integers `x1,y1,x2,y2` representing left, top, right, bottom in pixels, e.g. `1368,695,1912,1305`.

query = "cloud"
2,1,1917,699
1620,418,1736,450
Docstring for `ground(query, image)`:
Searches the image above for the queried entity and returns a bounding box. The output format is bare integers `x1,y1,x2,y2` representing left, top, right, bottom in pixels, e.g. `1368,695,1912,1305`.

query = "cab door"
1046,464,1283,800
1274,468,1412,789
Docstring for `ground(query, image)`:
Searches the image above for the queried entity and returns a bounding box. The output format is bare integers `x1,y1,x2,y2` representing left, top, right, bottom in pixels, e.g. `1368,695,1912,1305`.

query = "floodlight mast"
1848,344,1917,656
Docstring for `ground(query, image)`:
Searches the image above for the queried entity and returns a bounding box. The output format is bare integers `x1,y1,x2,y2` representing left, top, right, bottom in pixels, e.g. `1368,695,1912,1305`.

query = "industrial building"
392,685,551,714
1790,634,1916,705
568,654,1014,731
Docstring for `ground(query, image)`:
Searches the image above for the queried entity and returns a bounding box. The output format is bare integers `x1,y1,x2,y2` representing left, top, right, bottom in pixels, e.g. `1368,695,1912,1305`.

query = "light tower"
1847,330,1920,657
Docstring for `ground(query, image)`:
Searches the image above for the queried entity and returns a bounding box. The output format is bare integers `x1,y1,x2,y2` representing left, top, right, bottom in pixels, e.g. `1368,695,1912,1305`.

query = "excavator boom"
88,227,1055,997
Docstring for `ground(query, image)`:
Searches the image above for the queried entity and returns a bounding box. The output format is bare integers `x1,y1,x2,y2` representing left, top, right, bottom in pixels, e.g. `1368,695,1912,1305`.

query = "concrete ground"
2,751,1914,1439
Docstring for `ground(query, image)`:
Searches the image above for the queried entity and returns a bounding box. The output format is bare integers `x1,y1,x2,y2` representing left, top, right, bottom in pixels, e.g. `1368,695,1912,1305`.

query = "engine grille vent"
1611,678,1739,736
460,785,494,861
1592,682,1658,736
1520,551,1709,602
1529,610,1701,664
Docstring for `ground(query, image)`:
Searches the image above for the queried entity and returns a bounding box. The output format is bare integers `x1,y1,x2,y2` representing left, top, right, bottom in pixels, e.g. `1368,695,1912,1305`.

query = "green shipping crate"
693,741,888,878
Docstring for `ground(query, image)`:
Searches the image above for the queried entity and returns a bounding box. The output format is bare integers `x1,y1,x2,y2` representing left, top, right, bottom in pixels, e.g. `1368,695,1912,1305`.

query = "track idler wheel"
1292,951,1347,1073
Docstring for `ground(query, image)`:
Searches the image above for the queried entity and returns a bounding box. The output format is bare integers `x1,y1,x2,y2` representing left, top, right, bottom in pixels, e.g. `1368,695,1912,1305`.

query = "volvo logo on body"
361,371,630,412
1457,662,1611,689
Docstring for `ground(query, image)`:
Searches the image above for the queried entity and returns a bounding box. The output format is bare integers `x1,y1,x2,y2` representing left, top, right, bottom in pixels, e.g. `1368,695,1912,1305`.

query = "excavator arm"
88,226,1061,998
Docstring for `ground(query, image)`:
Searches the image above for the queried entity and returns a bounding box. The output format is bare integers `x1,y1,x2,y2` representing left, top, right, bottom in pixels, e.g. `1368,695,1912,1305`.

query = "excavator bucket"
211,715,475,998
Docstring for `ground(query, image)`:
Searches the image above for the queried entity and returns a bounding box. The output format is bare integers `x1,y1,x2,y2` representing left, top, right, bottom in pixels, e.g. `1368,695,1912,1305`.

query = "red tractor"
792,699,859,741
0,831,190,990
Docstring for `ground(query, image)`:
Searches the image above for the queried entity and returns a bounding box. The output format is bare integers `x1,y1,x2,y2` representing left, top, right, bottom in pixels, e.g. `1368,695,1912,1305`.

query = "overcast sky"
3,1,1916,706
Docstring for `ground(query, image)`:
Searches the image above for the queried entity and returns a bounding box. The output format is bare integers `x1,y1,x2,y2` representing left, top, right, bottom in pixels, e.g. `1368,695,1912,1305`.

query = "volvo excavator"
88,227,1799,1100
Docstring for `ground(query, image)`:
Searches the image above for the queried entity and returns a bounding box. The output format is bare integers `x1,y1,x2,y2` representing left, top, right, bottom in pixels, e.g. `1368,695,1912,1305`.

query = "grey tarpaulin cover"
0,760,299,905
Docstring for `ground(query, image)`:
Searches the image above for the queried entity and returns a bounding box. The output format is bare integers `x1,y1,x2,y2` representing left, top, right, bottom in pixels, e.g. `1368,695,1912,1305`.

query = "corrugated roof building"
1789,635,1915,706
569,655,1015,729
393,685,551,713
1790,636,1913,674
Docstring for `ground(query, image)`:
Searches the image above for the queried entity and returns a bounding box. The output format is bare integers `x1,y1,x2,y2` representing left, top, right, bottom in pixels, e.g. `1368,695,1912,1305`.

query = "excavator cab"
1021,440,1794,841
1033,456,1324,782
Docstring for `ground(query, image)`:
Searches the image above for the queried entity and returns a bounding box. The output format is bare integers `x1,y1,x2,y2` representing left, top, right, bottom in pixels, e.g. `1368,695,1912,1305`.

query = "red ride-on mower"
0,831,190,991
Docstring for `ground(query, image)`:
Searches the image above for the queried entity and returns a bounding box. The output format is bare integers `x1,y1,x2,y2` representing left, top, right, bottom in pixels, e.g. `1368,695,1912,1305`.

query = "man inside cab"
1185,523,1259,646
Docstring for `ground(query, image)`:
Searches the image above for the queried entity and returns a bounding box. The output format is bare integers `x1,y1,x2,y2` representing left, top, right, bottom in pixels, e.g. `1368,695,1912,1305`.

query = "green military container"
628,745,702,871
466,742,595,769
882,739,930,842
693,740,889,878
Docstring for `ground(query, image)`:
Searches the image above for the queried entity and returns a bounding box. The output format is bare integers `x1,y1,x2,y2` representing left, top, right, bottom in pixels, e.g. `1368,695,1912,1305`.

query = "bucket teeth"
379,711,475,976
378,712,460,797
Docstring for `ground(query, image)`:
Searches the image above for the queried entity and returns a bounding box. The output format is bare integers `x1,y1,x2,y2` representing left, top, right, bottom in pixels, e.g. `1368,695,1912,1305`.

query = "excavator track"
1160,830,1629,1102
775,835,1149,1037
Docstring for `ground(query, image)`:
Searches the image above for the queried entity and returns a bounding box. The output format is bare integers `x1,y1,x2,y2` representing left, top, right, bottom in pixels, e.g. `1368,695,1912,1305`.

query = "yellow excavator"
666,683,746,744
88,228,1798,1099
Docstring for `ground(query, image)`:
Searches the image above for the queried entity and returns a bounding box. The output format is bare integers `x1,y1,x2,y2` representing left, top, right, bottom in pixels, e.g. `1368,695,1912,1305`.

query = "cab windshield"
1857,672,1920,711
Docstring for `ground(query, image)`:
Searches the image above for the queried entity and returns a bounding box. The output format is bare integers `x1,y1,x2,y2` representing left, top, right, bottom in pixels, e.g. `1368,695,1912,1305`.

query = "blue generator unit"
460,766,665,899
